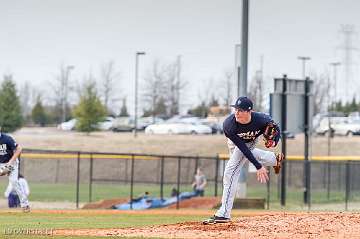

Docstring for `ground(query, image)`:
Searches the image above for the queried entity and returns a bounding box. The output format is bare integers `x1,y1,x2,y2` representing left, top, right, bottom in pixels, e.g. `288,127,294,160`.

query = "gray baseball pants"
1,159,29,208
215,141,276,219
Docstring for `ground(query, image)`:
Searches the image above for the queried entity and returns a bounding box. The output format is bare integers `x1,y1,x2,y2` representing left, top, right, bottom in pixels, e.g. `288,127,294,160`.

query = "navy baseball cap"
230,96,253,111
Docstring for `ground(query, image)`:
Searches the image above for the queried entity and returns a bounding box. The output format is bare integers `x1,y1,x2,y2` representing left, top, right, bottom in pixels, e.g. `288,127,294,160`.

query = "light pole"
326,62,340,200
62,65,75,122
330,62,341,104
297,56,311,79
297,56,311,205
134,52,146,138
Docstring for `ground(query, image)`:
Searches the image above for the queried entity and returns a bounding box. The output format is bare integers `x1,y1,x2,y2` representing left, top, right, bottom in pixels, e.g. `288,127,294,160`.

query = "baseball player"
203,96,283,224
0,130,30,212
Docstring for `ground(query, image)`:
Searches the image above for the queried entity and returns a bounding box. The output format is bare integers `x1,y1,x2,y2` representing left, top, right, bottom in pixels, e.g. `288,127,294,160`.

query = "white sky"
0,0,359,114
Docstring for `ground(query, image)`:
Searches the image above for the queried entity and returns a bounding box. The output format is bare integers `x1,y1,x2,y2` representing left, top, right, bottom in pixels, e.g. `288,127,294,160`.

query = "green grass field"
1,180,359,211
0,210,204,239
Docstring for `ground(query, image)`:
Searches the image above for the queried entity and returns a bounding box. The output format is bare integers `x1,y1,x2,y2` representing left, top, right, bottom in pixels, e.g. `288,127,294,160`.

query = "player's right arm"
225,133,262,169
225,133,269,183
5,135,22,165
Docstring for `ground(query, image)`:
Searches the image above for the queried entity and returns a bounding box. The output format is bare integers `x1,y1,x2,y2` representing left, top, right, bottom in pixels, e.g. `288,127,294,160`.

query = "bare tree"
164,61,179,115
142,59,186,117
310,71,330,115
219,70,234,106
19,81,37,119
249,70,265,111
100,60,120,113
49,64,74,123
142,60,168,117
197,77,217,106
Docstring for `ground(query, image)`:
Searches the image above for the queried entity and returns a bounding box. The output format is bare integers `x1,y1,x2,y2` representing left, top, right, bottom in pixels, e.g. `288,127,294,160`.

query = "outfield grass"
0,211,203,239
0,180,358,209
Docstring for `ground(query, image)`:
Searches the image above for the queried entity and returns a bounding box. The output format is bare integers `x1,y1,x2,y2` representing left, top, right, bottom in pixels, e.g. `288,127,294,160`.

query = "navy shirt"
223,112,280,170
0,133,18,164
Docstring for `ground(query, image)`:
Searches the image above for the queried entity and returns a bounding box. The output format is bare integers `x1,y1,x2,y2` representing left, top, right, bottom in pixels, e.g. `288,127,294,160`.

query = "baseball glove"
263,122,279,148
0,164,14,176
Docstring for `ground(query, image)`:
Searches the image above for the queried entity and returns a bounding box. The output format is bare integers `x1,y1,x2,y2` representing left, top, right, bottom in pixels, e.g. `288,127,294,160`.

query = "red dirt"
53,212,360,238
167,197,220,209
82,198,128,209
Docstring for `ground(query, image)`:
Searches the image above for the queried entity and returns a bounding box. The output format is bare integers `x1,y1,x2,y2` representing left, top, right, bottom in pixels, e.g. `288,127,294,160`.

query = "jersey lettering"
0,144,7,155
237,130,261,140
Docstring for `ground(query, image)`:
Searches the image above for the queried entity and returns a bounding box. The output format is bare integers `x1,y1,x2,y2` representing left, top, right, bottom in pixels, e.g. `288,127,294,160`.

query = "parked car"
111,116,164,132
312,112,346,132
145,121,212,135
188,123,212,134
97,117,115,131
315,117,360,136
334,118,360,136
57,119,77,131
145,122,191,134
111,117,134,132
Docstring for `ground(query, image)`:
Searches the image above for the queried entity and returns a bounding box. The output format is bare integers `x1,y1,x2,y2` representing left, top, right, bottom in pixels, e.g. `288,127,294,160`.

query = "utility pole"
330,62,341,105
240,0,249,96
134,52,146,138
62,65,74,122
297,56,311,79
339,25,357,102
297,56,311,205
236,0,249,199
176,55,182,115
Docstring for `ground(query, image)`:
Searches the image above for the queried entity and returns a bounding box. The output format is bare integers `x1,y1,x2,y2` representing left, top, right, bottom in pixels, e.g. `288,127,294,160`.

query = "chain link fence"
4,149,358,210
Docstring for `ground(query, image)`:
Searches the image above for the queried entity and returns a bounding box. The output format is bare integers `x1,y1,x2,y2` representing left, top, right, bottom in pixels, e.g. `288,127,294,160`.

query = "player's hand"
256,166,269,183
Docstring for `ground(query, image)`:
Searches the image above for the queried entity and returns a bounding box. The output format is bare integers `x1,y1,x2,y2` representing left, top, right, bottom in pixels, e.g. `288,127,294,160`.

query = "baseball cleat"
22,206,31,213
273,153,284,174
202,216,230,225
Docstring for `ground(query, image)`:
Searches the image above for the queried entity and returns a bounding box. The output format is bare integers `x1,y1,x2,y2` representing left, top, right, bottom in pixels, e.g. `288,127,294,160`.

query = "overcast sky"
0,0,359,114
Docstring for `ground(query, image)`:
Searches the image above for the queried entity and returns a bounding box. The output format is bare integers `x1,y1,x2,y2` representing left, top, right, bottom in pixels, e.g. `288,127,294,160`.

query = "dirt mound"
167,197,220,209
54,212,360,238
82,198,128,209
82,197,220,210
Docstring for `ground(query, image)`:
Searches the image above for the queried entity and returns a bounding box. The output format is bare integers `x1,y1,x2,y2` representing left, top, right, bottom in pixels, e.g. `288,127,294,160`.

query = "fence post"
194,155,199,176
160,156,165,200
89,153,93,203
214,155,219,197
345,161,350,211
130,154,135,210
307,160,311,211
327,160,331,200
76,152,80,209
280,74,287,207
267,166,270,210
176,157,181,210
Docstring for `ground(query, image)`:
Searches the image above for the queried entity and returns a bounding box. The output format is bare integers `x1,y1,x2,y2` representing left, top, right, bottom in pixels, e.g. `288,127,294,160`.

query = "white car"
315,117,360,136
57,119,77,131
145,123,190,134
188,123,212,134
145,122,212,135
97,117,115,131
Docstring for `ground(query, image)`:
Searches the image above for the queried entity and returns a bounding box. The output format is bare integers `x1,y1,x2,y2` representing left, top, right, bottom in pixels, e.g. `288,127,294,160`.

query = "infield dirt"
51,210,360,238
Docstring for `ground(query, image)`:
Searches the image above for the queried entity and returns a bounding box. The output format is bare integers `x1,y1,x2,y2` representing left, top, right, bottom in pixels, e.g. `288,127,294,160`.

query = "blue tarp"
112,191,198,210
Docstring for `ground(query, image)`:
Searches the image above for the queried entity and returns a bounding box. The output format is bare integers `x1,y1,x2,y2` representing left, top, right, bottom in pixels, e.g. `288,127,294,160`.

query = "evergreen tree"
0,75,23,132
188,101,209,118
209,95,220,107
119,98,129,117
31,96,48,126
73,82,107,133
